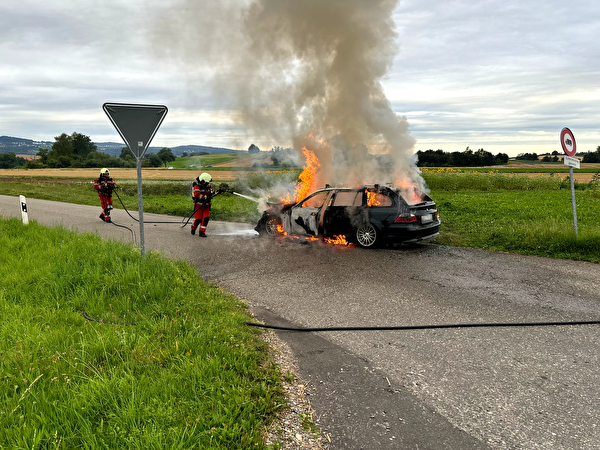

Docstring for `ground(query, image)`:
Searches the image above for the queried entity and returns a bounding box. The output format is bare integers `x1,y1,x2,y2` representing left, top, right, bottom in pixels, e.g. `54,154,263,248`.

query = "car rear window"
332,191,362,207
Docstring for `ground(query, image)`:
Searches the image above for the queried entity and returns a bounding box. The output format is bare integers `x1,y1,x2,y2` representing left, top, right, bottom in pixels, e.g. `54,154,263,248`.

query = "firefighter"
191,172,215,237
94,168,117,222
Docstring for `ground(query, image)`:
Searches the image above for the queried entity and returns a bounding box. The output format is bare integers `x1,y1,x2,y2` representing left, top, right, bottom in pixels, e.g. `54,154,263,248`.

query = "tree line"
0,132,176,169
417,147,509,167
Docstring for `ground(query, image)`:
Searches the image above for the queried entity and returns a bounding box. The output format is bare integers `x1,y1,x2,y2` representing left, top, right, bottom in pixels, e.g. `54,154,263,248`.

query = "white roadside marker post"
19,195,29,225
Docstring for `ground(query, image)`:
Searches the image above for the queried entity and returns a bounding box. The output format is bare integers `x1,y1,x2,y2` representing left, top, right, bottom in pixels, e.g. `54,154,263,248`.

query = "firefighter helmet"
100,168,110,177
197,172,212,183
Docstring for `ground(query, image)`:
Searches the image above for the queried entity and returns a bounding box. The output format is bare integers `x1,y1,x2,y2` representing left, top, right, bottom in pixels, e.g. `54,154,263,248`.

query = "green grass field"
0,218,284,449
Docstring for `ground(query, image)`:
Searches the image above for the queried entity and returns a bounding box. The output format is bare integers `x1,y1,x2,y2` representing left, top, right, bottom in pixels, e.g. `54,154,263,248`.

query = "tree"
248,144,260,154
46,132,97,168
582,146,600,163
515,153,538,161
47,133,75,167
147,153,163,167
119,147,134,161
474,148,494,166
0,152,26,169
156,147,176,167
71,132,97,158
494,153,509,164
36,148,49,165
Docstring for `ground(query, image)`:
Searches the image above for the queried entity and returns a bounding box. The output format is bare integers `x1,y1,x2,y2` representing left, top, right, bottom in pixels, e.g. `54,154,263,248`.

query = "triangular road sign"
103,102,168,158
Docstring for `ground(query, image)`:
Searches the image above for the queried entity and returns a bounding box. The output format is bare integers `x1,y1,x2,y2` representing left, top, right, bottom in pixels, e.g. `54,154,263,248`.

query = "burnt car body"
255,184,440,248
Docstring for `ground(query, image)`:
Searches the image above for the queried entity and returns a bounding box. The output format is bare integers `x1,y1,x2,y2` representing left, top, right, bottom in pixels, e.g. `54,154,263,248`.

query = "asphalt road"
3,194,600,450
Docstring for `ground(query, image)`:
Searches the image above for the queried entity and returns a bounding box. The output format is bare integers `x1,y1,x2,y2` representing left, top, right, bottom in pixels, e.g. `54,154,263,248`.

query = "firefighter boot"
191,228,195,235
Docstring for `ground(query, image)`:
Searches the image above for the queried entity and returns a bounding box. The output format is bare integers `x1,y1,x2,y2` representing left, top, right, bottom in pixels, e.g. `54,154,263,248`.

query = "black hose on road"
246,319,600,332
113,189,193,225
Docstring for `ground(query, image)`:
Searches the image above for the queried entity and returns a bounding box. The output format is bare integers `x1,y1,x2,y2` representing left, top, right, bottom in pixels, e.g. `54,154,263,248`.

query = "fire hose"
245,319,600,332
113,189,189,224
113,188,226,227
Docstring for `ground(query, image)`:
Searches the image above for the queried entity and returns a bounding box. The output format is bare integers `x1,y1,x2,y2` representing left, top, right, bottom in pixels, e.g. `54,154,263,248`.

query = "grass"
0,218,284,449
433,190,600,262
421,171,600,262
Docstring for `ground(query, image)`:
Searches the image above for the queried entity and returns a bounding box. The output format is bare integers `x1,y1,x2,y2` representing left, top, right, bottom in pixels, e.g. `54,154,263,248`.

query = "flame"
323,235,352,246
294,147,320,202
395,178,422,204
279,145,322,204
366,190,381,207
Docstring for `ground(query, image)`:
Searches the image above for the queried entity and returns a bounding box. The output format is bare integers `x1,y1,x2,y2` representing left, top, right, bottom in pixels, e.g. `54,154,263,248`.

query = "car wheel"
264,217,280,237
257,215,280,237
355,223,379,248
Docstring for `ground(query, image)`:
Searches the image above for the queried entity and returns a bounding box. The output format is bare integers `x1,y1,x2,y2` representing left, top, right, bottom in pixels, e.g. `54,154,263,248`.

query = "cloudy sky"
1,0,598,157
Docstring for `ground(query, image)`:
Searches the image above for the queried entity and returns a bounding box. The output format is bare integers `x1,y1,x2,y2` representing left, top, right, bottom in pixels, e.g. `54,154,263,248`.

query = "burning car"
255,184,440,248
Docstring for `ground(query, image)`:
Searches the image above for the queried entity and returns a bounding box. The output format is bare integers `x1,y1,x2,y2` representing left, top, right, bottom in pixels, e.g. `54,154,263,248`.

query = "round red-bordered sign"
560,127,576,156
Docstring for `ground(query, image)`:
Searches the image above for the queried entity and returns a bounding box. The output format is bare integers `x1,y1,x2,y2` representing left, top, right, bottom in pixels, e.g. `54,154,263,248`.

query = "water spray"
233,192,261,203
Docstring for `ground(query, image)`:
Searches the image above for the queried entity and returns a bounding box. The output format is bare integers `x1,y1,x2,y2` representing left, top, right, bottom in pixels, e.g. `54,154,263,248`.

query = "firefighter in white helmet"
190,172,215,237
94,168,117,222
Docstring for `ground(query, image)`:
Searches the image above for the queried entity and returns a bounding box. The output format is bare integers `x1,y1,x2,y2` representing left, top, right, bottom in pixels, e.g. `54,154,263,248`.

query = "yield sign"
103,102,168,158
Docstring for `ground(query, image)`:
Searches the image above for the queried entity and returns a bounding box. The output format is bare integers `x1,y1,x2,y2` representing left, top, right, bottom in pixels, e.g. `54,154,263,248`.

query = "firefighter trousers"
191,204,211,233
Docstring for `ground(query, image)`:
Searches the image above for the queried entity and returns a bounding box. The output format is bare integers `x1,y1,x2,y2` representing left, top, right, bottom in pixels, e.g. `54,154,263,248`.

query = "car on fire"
255,184,440,248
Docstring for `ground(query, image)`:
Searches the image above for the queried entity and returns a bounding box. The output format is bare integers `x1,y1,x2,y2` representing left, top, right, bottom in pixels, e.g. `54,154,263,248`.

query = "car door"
290,191,330,236
322,189,363,237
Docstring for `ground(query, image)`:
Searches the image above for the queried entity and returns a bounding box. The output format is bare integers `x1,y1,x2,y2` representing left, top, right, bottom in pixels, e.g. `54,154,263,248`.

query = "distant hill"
0,136,244,157
0,136,53,154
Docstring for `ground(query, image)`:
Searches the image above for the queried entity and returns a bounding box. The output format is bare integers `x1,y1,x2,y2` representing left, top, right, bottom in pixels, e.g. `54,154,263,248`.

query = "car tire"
354,223,379,248
257,216,280,237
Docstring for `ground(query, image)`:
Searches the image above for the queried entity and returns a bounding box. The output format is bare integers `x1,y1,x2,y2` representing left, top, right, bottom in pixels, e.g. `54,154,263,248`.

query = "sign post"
103,102,168,256
560,127,578,237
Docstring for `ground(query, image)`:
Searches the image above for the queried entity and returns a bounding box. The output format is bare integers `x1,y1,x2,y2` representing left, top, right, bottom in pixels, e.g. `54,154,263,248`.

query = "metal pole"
569,166,578,237
136,157,146,256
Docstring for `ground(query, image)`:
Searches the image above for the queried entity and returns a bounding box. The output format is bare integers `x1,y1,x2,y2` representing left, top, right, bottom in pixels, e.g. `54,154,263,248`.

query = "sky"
1,0,599,157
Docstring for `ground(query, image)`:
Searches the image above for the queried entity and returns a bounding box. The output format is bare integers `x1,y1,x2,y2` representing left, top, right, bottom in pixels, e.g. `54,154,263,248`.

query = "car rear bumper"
381,222,441,243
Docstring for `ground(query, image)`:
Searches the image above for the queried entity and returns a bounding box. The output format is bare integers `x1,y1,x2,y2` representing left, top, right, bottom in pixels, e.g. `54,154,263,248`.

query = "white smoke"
152,0,424,195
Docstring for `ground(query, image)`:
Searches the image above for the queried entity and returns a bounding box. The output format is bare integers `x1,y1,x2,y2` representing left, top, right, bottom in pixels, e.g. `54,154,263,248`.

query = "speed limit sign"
560,127,576,156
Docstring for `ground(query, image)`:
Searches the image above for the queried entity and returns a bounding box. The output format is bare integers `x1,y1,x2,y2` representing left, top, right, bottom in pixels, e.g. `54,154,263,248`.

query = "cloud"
0,0,598,156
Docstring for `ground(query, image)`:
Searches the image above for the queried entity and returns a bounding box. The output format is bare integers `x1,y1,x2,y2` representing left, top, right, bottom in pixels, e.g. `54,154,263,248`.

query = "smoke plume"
152,0,422,192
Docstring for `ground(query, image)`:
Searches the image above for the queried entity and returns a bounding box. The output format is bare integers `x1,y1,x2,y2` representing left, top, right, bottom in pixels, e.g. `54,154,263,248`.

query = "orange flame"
279,146,321,204
323,235,352,246
366,190,381,207
294,147,320,202
395,178,422,204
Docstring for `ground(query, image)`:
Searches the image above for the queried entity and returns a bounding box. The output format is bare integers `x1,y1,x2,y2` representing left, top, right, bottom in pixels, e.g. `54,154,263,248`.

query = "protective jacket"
192,181,215,206
94,176,117,195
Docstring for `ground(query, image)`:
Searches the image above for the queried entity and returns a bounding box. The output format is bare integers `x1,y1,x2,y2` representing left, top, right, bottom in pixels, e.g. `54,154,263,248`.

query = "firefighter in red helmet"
191,172,215,237
94,168,117,222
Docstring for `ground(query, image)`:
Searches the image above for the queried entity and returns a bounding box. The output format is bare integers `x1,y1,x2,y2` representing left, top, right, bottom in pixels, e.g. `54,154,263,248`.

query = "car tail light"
394,213,417,223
